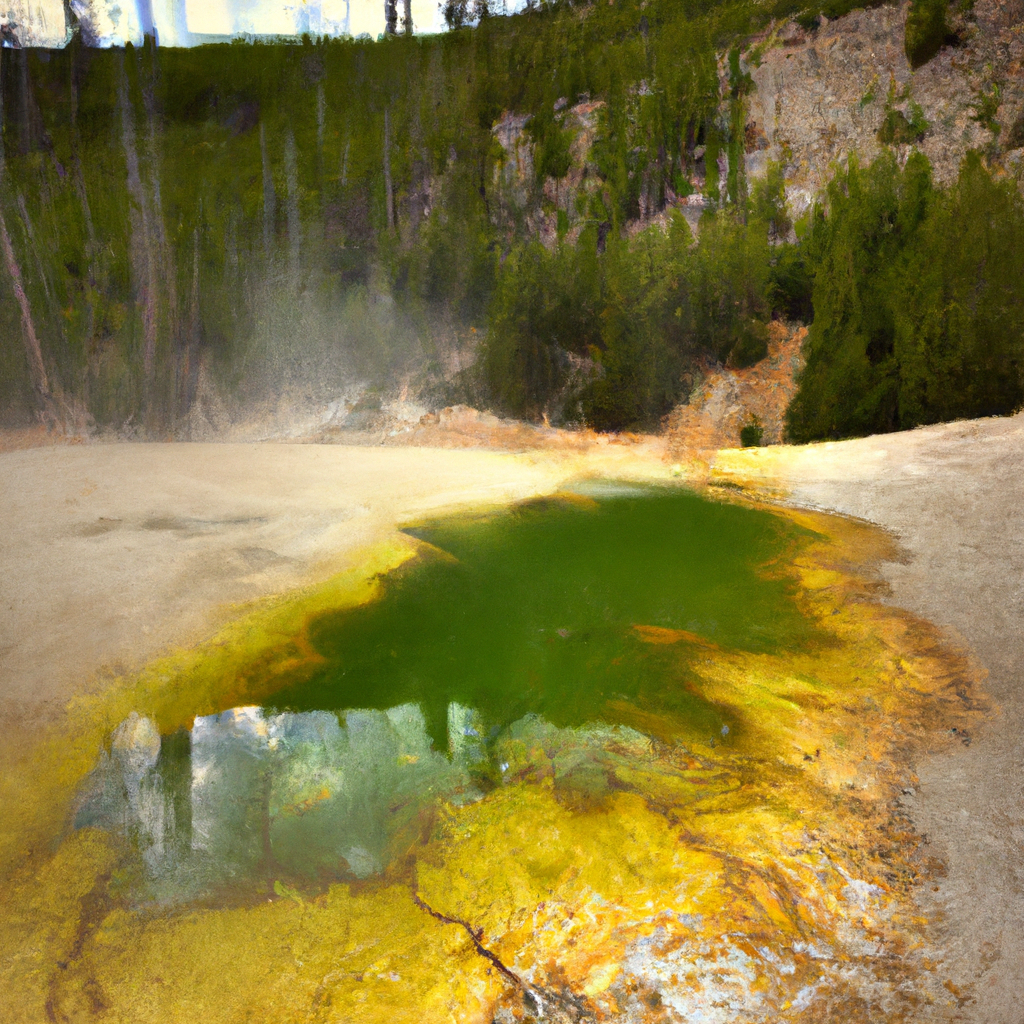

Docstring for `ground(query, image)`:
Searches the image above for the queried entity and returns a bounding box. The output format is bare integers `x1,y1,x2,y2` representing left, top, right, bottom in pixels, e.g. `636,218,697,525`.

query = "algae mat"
0,485,982,1023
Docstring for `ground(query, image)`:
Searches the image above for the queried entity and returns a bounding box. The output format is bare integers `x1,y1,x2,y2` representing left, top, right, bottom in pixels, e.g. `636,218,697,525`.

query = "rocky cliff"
492,0,1024,239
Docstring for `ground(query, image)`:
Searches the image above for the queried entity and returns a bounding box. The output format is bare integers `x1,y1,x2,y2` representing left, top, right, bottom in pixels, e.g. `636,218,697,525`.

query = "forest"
0,0,1021,439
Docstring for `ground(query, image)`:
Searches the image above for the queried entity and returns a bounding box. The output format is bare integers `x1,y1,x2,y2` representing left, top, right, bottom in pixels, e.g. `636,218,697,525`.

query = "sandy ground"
714,413,1024,1024
0,440,670,729
2,419,1022,1020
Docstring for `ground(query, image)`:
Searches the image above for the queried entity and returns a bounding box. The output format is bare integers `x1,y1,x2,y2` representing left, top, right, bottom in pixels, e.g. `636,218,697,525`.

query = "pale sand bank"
0,440,669,727
715,411,1024,1024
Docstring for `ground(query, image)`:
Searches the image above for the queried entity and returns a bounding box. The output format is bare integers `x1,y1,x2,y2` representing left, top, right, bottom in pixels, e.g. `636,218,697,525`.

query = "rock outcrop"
743,0,1024,214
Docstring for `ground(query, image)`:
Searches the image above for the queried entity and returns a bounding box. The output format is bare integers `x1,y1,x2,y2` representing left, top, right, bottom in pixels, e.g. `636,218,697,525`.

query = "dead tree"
383,107,395,231
0,48,55,425
117,57,159,387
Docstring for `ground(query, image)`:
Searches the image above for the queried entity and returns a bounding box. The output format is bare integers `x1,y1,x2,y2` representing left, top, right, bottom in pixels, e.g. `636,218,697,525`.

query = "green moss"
905,0,954,69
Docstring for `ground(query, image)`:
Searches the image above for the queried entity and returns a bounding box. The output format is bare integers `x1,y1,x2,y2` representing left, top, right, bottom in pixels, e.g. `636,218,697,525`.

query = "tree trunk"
403,0,412,34
383,108,394,231
284,130,300,283
0,201,54,422
384,0,398,35
117,60,158,387
260,121,276,263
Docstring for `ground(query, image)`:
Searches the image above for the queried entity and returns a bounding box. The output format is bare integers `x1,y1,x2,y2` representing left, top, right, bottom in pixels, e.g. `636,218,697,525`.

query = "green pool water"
271,483,819,747
78,483,823,897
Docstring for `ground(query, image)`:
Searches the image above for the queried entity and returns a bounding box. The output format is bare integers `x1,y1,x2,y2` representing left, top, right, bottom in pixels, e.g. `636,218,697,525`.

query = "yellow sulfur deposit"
0,497,984,1024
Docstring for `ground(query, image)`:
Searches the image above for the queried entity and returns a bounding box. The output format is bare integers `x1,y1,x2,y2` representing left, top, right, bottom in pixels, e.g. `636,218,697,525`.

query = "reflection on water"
76,703,489,901
75,488,817,907
77,702,651,905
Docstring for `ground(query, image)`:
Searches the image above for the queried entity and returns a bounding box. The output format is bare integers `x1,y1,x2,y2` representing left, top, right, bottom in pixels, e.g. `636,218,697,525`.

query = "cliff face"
745,0,1024,213
492,0,1024,237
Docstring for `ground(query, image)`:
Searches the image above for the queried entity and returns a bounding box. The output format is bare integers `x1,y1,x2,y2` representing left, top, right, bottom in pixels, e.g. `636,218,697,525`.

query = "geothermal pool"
24,484,972,1023
75,485,818,903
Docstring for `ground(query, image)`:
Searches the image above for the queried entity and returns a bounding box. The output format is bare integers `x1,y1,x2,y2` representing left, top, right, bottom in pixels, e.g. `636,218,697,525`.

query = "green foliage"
795,0,886,31
970,80,1002,136
580,216,694,431
859,76,878,108
6,0,1016,445
0,0,791,431
528,109,575,183
739,417,763,447
687,209,773,366
905,0,953,69
480,217,697,430
480,233,602,421
893,152,1024,426
5,0,828,432
787,150,1024,442
876,80,929,147
479,202,796,430
877,94,930,145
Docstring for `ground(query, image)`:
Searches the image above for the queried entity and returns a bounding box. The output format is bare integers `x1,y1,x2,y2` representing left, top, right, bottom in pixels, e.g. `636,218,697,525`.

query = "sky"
4,0,462,47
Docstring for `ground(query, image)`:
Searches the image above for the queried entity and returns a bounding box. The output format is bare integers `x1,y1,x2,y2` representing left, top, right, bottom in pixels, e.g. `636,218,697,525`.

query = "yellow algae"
0,829,119,1024
632,624,720,648
0,490,987,1024
47,884,498,1024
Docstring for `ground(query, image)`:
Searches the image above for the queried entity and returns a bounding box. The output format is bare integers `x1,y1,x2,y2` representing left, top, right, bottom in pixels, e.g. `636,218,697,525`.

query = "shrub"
905,0,954,69
740,417,764,447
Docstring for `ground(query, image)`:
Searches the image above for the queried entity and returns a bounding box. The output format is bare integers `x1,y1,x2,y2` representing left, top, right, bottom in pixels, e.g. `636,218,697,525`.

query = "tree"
905,0,953,69
0,48,55,425
441,0,469,30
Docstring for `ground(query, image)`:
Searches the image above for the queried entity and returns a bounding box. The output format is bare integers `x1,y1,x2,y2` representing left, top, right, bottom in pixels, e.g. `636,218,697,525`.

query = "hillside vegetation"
0,0,1021,439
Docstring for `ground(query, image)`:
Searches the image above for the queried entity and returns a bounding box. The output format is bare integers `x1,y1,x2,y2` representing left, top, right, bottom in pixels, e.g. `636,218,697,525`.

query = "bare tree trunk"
0,201,54,421
260,121,276,264
384,0,398,35
383,107,394,231
0,49,55,425
284,130,300,283
118,60,158,388
403,0,412,34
